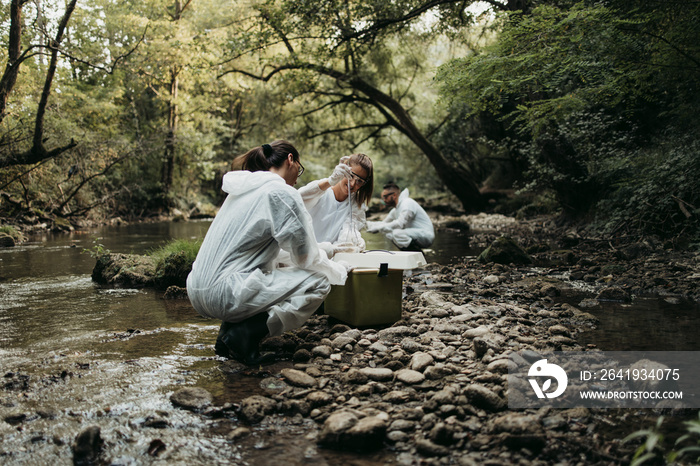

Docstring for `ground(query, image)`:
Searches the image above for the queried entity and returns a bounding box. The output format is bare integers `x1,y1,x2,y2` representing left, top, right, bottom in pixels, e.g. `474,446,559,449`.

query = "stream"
1,220,699,465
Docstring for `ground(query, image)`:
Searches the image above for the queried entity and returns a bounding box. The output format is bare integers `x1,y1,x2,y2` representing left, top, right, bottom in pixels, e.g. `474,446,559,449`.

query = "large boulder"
153,250,193,290
91,253,155,288
477,236,533,265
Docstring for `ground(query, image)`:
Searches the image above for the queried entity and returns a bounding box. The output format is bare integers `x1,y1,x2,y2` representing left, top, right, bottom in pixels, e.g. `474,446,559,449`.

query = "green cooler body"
324,251,426,327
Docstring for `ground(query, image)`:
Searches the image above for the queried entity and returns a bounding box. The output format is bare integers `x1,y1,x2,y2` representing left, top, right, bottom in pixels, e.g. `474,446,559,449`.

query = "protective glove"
328,163,353,186
366,221,383,233
317,242,335,259
336,260,355,274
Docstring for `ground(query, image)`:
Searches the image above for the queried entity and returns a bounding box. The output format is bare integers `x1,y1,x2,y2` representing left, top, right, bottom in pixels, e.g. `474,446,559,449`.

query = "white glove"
318,242,335,259
336,260,354,274
366,221,383,233
328,163,353,186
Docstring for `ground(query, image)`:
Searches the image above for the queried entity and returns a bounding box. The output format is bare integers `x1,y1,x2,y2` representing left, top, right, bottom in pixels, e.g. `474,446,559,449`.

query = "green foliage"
0,225,25,243
149,238,202,289
81,238,111,259
436,1,700,230
623,414,700,465
593,134,700,241
148,238,201,269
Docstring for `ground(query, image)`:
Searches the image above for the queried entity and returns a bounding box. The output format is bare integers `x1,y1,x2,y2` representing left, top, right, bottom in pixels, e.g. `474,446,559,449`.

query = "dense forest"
0,0,698,244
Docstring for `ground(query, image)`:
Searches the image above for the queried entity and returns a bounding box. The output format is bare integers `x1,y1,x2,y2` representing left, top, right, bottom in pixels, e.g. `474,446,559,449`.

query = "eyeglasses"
349,171,368,186
297,160,305,176
381,192,396,200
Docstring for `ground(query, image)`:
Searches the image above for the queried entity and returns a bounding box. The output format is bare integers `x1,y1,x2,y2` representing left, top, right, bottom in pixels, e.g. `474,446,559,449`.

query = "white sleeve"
297,179,326,211
269,190,347,285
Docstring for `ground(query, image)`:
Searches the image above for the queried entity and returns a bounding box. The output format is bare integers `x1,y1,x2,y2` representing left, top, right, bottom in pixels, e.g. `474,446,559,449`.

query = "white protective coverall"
186,170,347,337
367,189,435,249
298,179,367,251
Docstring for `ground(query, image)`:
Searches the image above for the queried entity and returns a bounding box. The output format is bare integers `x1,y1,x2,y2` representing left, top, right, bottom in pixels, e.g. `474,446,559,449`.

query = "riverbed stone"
170,387,212,411
465,384,506,412
318,411,387,451
281,368,317,387
239,395,277,424
359,367,394,381
73,425,103,466
410,352,434,372
396,369,425,384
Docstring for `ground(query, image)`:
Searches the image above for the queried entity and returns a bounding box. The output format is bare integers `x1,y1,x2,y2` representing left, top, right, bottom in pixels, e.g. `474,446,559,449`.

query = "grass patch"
149,238,202,266
0,225,25,243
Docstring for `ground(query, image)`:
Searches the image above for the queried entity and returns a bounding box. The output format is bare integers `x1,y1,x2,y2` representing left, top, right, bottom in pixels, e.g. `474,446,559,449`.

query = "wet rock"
548,324,570,336
228,427,251,440
472,337,501,359
163,285,188,299
596,285,631,302
91,253,155,288
147,439,167,457
170,387,213,411
465,384,506,412
396,369,425,385
429,422,457,446
0,235,15,247
410,352,434,372
144,416,170,428
281,368,317,388
477,236,533,265
306,391,333,408
311,345,332,358
154,250,193,290
343,368,369,384
415,437,451,457
483,275,500,285
72,425,103,466
4,412,27,425
318,411,387,451
292,349,312,362
359,367,394,381
239,395,277,424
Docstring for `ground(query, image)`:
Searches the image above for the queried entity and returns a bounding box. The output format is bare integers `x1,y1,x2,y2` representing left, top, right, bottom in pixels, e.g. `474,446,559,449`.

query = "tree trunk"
318,65,485,211
0,0,24,123
161,68,179,205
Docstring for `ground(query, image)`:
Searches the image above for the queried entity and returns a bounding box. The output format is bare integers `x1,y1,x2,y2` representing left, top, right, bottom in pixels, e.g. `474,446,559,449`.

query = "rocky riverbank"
4,212,699,465
161,214,698,465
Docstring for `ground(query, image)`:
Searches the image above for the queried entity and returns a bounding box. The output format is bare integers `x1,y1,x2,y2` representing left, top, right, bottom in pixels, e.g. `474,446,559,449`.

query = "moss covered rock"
154,251,193,290
91,253,156,288
478,236,533,265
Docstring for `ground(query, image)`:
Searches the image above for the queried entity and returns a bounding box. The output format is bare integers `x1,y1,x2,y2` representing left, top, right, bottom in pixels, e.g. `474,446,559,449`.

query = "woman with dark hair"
186,140,349,365
298,153,374,257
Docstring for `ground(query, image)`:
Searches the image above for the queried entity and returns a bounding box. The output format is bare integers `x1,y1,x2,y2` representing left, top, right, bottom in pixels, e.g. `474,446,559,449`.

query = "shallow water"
0,221,475,465
2,221,699,464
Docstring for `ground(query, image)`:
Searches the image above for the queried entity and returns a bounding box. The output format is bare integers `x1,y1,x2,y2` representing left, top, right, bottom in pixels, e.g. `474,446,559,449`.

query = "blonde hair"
348,153,373,207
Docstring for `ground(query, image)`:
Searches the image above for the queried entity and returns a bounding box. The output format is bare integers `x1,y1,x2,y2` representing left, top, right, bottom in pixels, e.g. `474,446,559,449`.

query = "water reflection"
576,297,700,351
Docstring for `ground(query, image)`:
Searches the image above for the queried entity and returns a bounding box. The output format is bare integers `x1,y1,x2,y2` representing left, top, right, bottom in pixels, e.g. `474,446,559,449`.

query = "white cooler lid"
333,250,427,270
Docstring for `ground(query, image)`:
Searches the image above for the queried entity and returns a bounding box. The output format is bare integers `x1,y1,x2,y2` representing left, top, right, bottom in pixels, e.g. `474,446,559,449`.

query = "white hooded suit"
367,189,435,249
186,170,347,337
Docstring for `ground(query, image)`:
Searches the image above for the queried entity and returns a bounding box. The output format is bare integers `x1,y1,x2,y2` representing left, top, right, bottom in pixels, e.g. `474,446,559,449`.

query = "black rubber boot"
214,313,275,366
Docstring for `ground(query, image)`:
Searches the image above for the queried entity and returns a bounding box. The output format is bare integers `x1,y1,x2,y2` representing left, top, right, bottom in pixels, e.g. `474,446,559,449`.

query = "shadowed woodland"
0,0,698,245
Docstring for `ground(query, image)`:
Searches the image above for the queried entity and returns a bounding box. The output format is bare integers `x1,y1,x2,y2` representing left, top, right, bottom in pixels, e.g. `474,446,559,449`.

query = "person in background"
298,153,374,259
186,140,350,366
367,181,435,250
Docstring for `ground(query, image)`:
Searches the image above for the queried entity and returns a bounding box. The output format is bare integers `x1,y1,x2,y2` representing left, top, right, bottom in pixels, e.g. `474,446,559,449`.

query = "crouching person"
186,140,349,365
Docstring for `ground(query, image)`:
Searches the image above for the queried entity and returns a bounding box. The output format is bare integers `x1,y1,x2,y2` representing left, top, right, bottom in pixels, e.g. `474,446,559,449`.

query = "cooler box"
325,251,426,327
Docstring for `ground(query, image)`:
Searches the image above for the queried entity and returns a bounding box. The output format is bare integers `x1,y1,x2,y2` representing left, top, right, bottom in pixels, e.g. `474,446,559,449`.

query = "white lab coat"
186,170,347,337
298,179,367,250
367,189,435,249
